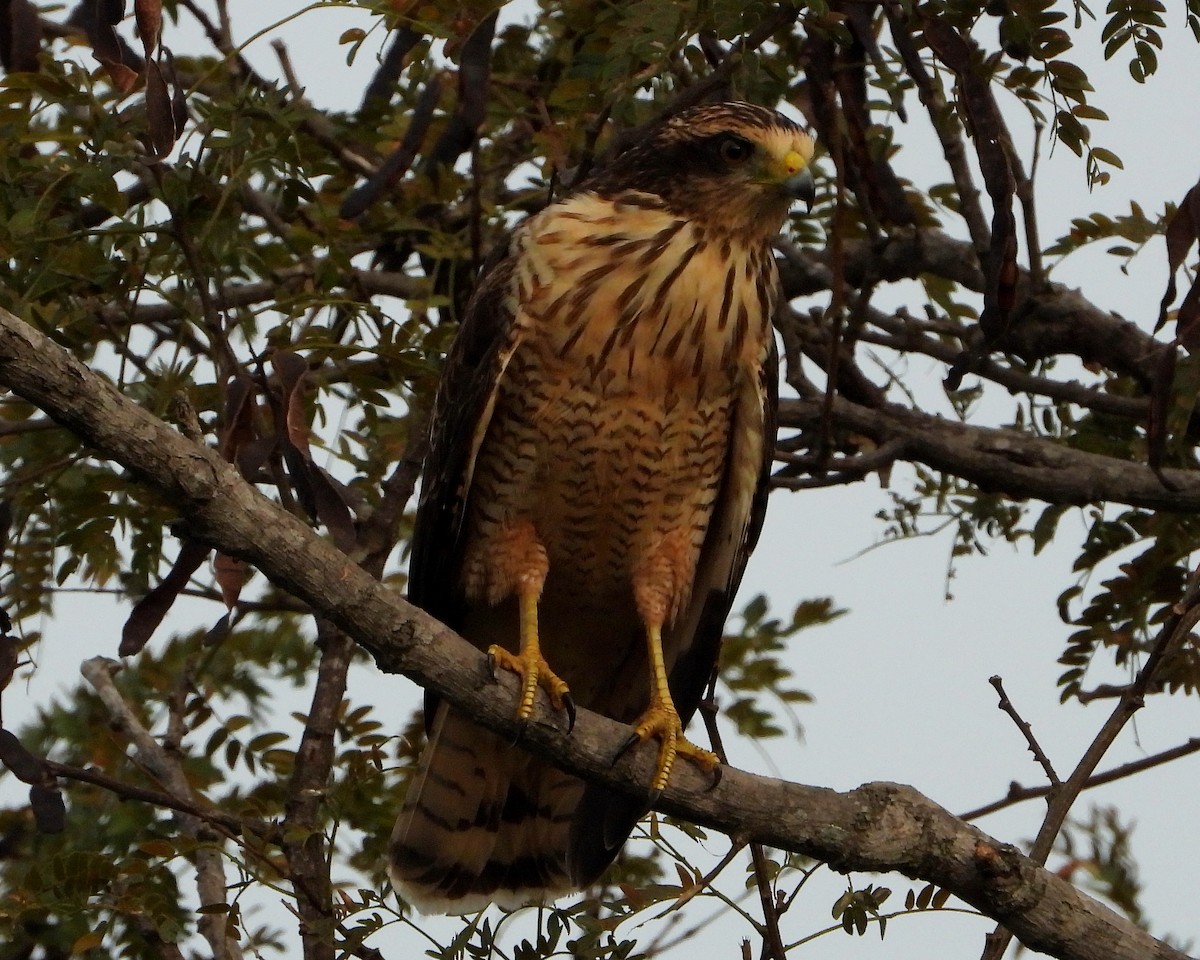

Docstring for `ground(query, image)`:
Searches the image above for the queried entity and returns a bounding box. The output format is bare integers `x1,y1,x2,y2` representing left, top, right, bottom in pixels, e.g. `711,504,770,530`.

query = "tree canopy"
1,2,1199,959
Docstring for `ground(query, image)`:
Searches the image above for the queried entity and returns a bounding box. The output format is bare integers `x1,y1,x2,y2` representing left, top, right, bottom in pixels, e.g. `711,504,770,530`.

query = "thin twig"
959,737,1200,821
771,439,910,491
43,759,269,838
660,837,748,912
749,843,789,960
989,675,1060,786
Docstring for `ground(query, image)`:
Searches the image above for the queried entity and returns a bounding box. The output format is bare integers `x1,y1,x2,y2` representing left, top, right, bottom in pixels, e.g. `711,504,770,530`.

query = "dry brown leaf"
214,552,247,609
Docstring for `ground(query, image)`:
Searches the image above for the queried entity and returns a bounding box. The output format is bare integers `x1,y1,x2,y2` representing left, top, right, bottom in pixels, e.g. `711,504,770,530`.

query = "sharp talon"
486,641,573,727
563,693,576,733
613,731,640,766
509,718,528,747
647,786,663,806
705,764,723,792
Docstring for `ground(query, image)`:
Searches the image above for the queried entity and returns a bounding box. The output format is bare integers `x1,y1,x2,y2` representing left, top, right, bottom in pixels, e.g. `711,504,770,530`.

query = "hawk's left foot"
619,696,719,798
488,643,575,732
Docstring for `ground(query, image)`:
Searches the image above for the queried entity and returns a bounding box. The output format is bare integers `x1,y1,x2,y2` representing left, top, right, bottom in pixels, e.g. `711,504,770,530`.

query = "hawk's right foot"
488,643,575,732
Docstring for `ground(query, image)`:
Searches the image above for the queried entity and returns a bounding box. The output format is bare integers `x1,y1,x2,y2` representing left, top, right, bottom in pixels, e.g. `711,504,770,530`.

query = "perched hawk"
391,102,815,913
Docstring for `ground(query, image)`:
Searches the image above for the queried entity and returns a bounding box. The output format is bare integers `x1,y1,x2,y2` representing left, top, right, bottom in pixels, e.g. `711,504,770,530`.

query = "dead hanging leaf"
1146,345,1178,478
0,631,17,695
1157,178,1200,347
85,0,140,93
0,729,64,833
205,551,246,648
69,0,182,153
143,58,176,157
203,612,232,647
235,436,277,483
119,538,210,655
143,45,185,159
823,8,914,228
268,350,358,552
271,349,313,457
302,461,358,553
214,552,247,610
0,0,42,72
1147,178,1200,481
132,0,159,60
219,373,261,465
220,373,285,481
0,499,10,569
165,47,188,136
29,783,65,833
924,17,1018,382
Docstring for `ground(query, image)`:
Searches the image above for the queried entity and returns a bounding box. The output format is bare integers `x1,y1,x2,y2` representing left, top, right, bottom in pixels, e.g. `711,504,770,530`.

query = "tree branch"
81,657,244,960
0,308,1192,960
960,737,1200,821
778,393,1200,512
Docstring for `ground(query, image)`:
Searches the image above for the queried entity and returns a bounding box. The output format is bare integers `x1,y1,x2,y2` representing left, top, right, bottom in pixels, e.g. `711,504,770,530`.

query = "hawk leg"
487,572,574,731
623,621,719,797
487,525,576,729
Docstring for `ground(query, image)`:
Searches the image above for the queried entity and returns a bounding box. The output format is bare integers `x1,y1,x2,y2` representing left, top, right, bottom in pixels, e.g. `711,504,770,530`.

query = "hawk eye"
717,135,753,165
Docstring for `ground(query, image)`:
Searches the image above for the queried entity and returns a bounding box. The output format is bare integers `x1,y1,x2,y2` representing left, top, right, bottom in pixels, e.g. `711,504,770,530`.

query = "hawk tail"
389,705,585,914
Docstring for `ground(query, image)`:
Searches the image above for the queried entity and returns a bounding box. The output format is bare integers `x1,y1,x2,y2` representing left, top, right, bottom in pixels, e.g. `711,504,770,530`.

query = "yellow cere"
783,149,805,175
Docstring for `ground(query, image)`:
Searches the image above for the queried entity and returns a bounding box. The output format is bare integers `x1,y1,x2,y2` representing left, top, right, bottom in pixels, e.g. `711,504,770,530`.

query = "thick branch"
0,309,1191,960
778,393,1200,512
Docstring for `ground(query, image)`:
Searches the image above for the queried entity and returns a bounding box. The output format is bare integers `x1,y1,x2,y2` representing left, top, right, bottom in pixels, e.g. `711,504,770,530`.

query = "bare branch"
989,676,1060,787
961,737,1200,821
281,623,354,960
981,564,1200,960
80,657,244,960
778,393,1200,513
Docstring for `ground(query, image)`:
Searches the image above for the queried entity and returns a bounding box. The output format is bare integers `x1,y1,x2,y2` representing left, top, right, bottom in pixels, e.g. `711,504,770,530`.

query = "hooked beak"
784,166,816,211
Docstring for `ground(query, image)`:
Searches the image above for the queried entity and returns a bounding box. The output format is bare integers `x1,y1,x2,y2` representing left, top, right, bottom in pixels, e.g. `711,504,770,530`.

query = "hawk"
390,102,815,914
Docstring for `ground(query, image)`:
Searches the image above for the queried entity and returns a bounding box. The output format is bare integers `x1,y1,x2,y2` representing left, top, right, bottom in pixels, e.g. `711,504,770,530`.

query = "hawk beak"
784,167,816,211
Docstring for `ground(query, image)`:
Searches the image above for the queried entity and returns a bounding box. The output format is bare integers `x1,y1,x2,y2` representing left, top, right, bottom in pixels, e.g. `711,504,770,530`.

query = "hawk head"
585,101,816,240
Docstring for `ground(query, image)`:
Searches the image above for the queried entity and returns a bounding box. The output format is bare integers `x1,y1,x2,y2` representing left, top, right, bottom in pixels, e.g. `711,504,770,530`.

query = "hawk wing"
407,248,519,647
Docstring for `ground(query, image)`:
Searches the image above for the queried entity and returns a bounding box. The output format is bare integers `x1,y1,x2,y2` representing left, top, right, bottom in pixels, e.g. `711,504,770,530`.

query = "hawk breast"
459,189,776,640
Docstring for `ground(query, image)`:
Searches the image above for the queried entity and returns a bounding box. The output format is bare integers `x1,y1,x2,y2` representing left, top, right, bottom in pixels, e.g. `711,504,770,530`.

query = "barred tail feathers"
389,705,584,914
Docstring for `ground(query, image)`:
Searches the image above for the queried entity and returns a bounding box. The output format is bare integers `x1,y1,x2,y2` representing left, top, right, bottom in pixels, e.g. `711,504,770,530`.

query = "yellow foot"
487,644,575,731
620,698,719,797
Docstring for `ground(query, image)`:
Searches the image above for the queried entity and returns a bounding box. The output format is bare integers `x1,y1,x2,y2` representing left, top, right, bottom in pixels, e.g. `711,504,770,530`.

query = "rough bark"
778,393,1199,511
